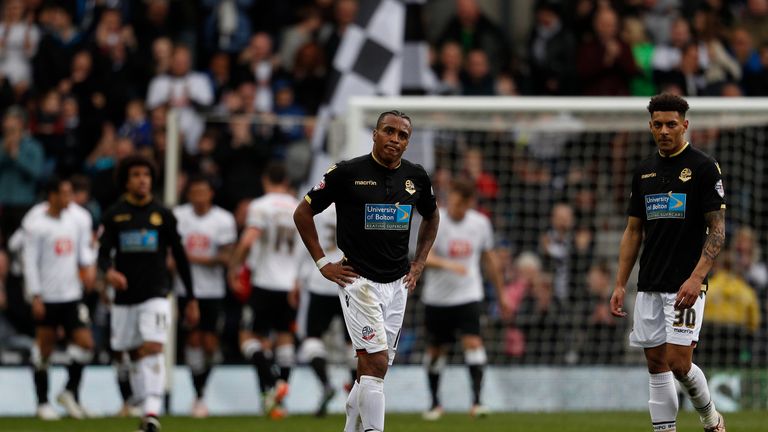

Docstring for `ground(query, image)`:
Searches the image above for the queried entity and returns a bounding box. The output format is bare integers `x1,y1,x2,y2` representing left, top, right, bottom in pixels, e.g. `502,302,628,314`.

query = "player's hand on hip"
106,268,128,290
404,261,425,294
31,296,45,320
320,260,358,287
610,286,627,317
675,277,701,310
185,299,200,328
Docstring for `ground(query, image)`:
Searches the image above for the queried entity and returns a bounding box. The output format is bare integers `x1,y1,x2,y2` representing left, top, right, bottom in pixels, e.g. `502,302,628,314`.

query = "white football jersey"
246,192,302,292
22,208,94,303
299,204,343,296
173,204,237,299
17,202,95,262
422,208,494,306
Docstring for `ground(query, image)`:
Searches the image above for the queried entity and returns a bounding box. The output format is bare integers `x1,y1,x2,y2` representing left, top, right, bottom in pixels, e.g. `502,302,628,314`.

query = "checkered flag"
402,0,437,95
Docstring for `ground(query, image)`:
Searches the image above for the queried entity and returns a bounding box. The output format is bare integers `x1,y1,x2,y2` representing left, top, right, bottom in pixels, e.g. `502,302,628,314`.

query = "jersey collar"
370,152,401,170
658,142,689,158
124,193,153,206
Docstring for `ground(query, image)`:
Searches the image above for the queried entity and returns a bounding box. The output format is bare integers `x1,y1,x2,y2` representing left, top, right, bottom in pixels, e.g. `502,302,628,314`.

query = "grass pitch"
0,411,764,432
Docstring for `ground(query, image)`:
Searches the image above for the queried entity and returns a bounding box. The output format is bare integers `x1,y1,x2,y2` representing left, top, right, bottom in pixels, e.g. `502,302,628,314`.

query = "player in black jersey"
610,94,726,432
98,155,198,432
294,110,439,432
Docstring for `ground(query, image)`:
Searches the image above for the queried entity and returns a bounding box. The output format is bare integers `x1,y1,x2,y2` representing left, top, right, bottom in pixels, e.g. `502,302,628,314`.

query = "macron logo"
355,180,377,186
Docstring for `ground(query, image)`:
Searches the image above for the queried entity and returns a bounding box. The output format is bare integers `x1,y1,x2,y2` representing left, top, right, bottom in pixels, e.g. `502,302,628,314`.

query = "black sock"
118,374,132,403
279,366,291,383
65,362,85,401
469,364,484,405
428,371,441,408
34,368,49,405
310,357,329,387
250,351,276,393
192,366,212,399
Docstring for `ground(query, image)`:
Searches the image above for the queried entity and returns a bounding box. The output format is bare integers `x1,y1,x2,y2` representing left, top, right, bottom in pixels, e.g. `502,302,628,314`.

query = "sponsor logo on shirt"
354,180,377,186
362,325,376,341
54,238,73,255
448,239,472,258
364,203,411,230
679,168,692,182
645,192,686,220
186,233,211,253
119,229,159,252
114,213,131,222
641,172,656,179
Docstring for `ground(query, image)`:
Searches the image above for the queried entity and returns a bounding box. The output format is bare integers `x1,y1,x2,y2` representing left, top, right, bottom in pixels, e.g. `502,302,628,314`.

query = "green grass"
0,412,765,432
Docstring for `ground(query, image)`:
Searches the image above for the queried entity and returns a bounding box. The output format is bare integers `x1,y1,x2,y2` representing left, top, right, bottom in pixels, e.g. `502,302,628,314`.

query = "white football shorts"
338,275,407,365
111,297,171,351
629,290,706,348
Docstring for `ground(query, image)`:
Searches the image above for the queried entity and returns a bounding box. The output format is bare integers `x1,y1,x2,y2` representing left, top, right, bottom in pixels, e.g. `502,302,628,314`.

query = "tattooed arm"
674,209,726,310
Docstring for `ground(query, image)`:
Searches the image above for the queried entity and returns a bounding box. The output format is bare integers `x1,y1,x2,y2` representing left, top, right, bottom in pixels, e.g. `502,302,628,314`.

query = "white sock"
677,364,718,427
649,371,678,432
185,347,205,375
129,361,145,406
344,380,362,432
358,375,385,432
139,354,165,417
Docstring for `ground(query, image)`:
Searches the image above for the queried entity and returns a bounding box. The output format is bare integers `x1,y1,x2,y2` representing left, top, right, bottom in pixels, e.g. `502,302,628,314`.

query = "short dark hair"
647,93,689,118
376,110,412,129
449,177,476,200
186,174,214,190
116,154,156,191
69,174,91,194
263,162,288,185
43,175,70,195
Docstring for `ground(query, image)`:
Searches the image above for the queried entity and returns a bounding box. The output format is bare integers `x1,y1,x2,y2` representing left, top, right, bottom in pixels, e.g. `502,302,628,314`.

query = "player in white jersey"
296,204,357,417
22,177,97,420
173,176,237,418
228,163,301,419
420,178,507,420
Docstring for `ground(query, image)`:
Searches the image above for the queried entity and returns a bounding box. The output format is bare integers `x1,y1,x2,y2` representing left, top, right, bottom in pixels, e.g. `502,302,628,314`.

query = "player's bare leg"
130,341,165,432
58,328,94,418
422,344,446,420
354,350,387,432
462,335,489,417
666,344,725,431
32,327,59,420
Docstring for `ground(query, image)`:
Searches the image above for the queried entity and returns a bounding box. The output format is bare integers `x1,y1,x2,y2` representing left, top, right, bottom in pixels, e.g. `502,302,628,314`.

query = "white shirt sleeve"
246,201,267,230
219,210,238,246
146,75,171,108
187,73,214,106
22,227,42,298
77,214,96,267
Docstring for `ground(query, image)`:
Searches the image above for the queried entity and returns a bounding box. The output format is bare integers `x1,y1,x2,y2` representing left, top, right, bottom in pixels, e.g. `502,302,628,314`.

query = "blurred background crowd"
0,0,765,370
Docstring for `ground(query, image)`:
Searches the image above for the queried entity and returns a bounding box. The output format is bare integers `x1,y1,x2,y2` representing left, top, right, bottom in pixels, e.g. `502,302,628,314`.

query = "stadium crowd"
0,0,766,402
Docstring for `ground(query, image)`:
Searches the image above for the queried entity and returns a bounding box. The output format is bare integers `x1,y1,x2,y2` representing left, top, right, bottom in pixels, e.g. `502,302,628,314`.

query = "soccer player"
173,176,237,417
294,110,439,432
22,177,96,420
98,155,199,432
296,203,357,417
228,163,302,419
420,178,507,420
610,93,727,432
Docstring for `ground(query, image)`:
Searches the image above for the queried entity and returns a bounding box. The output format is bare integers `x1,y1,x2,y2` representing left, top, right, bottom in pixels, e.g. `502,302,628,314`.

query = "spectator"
460,49,495,95
217,114,271,209
526,1,576,95
202,0,254,57
32,3,83,93
622,16,656,96
651,17,707,80
656,42,708,96
0,0,40,98
150,36,173,77
206,51,234,101
290,41,326,114
578,261,625,364
728,27,764,86
437,0,510,74
320,0,358,70
273,81,306,145
280,5,323,71
433,41,463,95
576,7,639,95
61,50,107,131
29,90,64,177
503,252,542,359
235,32,286,113
147,45,214,155
0,107,44,247
461,147,498,213
701,254,761,367
539,202,592,303
744,43,768,95
731,226,768,292
515,272,562,363
692,7,741,92
737,0,768,49
118,99,152,150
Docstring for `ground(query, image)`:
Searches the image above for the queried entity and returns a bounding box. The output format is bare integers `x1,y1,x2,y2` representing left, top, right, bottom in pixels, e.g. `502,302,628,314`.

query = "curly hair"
647,93,690,118
116,154,156,192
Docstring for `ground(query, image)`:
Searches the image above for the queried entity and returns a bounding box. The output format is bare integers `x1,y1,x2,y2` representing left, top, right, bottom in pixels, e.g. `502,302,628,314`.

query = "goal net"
335,97,768,381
